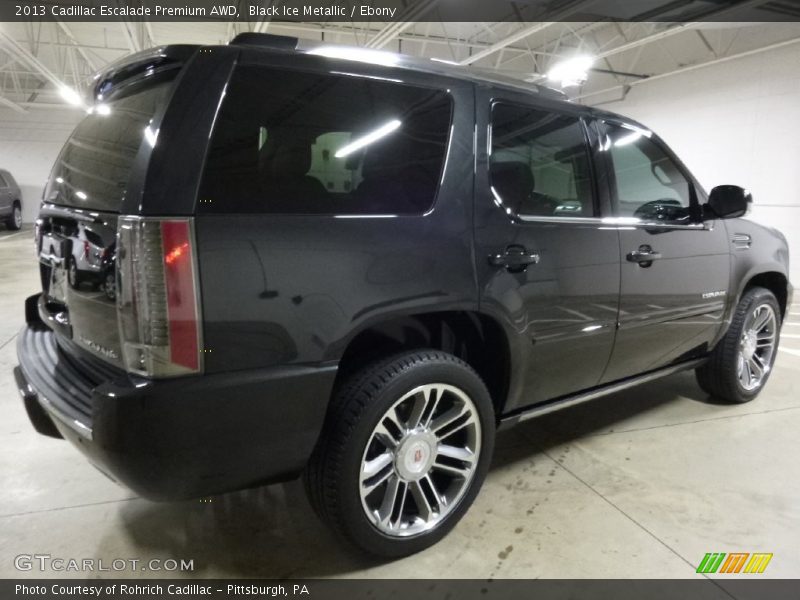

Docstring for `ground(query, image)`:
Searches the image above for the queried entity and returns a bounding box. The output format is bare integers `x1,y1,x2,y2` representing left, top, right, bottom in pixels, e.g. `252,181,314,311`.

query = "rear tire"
304,350,495,558
696,287,781,403
6,203,21,230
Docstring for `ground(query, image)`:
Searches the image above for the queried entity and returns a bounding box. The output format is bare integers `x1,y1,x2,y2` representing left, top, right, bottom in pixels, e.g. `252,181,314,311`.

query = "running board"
499,358,707,429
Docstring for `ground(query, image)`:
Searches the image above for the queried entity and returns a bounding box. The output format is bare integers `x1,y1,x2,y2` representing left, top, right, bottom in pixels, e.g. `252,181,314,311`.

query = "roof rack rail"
230,33,299,51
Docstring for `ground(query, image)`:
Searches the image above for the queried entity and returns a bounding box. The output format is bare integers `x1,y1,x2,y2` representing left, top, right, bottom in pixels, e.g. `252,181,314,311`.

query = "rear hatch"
35,47,195,371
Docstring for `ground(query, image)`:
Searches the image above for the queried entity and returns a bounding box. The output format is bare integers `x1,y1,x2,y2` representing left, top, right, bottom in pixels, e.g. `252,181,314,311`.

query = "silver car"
0,169,22,230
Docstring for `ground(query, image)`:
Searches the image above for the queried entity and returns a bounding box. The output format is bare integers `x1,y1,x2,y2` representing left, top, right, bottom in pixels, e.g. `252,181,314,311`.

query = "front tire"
305,350,495,557
696,287,781,403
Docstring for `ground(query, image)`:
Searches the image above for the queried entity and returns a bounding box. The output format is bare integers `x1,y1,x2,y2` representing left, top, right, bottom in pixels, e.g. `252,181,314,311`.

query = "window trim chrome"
514,214,714,230
487,99,600,221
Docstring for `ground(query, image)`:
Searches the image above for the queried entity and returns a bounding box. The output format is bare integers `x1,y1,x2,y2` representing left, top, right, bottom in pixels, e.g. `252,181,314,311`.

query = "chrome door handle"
489,245,540,272
626,245,662,266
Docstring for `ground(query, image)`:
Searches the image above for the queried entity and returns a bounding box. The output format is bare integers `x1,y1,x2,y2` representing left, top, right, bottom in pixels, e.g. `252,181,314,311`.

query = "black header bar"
4,579,800,600
2,0,799,23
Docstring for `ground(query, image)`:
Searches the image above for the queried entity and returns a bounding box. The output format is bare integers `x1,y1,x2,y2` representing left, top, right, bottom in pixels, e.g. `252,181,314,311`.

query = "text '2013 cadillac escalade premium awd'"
14,34,792,557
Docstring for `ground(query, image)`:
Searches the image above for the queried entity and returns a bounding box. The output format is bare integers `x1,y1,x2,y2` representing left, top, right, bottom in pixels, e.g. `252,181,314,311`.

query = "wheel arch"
333,310,512,419
740,270,789,320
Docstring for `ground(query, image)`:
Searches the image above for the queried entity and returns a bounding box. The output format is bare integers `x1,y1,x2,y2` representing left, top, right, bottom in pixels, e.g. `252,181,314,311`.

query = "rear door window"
198,66,453,215
490,103,595,218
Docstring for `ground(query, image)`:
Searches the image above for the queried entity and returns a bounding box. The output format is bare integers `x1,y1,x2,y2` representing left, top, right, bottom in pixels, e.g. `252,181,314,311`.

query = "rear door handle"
489,245,540,272
626,245,662,266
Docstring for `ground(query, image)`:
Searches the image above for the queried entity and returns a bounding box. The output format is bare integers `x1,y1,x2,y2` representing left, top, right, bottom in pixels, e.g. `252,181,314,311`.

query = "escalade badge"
78,335,118,360
702,291,727,299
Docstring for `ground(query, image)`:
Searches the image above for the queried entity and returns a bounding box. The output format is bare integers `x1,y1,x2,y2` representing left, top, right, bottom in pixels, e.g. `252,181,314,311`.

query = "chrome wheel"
738,304,777,391
68,260,77,287
104,273,116,301
13,206,21,229
359,383,481,537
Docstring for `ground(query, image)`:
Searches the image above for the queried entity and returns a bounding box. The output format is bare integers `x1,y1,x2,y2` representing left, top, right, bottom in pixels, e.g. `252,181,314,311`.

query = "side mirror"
705,185,752,219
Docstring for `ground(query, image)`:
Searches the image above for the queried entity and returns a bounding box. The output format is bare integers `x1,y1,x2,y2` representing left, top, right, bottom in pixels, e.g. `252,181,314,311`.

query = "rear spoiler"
89,45,199,102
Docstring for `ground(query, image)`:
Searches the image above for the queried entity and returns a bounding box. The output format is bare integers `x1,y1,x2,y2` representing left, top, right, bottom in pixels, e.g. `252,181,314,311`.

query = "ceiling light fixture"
547,55,595,88
59,86,84,106
335,119,402,158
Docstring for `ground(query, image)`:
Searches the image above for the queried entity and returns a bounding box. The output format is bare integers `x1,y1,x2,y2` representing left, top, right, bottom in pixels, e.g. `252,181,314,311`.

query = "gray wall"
591,42,800,284
0,108,81,224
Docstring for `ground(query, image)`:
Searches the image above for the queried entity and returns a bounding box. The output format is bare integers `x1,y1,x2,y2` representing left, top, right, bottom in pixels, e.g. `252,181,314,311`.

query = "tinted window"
606,124,692,223
199,66,453,215
490,103,594,218
47,77,175,213
0,173,7,187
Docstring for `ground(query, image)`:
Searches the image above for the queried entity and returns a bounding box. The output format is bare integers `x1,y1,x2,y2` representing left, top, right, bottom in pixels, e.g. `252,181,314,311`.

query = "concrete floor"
0,225,798,580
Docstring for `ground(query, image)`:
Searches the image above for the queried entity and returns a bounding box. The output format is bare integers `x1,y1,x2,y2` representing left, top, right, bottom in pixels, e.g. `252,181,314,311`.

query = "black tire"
304,350,495,558
696,287,781,403
6,203,21,231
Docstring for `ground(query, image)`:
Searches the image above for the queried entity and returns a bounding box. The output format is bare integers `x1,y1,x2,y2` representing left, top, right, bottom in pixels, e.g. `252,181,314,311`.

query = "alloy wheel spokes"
359,383,481,537
752,307,772,333
738,303,777,391
377,474,403,526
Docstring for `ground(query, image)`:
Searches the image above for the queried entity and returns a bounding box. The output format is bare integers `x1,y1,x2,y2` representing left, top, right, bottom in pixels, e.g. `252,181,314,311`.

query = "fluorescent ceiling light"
430,58,459,66
59,86,83,106
614,125,653,147
547,55,594,88
614,131,643,147
75,191,87,200
335,119,402,158
144,126,159,148
308,46,401,67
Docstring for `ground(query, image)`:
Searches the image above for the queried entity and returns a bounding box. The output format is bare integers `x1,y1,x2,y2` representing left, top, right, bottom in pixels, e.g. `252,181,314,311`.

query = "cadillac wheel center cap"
396,431,437,481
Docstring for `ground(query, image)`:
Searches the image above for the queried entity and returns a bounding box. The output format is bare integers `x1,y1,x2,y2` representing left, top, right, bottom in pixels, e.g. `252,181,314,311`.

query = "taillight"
83,240,90,259
116,216,203,377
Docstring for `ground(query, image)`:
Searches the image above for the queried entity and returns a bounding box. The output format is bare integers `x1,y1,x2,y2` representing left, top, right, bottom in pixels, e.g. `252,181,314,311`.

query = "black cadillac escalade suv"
15,34,792,557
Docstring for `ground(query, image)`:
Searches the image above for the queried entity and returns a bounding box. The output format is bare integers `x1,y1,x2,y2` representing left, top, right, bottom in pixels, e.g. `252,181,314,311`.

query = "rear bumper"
15,294,336,500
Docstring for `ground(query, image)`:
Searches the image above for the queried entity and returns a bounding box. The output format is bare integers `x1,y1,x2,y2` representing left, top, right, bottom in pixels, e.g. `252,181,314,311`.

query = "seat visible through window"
199,66,453,215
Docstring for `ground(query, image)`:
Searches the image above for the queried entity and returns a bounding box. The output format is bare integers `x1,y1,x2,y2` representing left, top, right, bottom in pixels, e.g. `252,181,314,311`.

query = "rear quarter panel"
194,64,478,373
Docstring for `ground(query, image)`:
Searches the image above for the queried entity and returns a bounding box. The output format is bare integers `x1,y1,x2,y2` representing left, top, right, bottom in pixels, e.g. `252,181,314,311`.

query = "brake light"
161,221,199,371
83,240,90,259
116,217,203,377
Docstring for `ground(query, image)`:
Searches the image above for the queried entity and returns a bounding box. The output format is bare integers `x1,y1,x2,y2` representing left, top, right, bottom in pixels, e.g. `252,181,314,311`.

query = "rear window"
198,66,453,215
46,76,175,213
